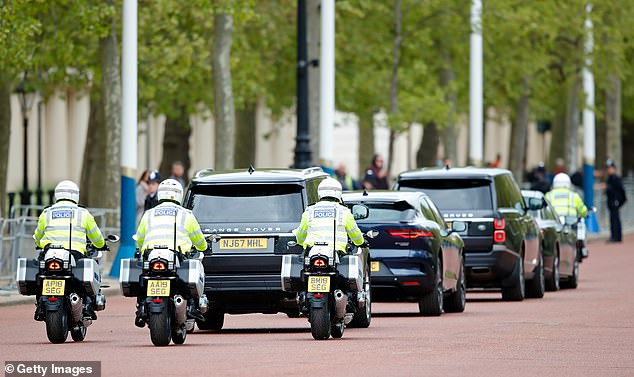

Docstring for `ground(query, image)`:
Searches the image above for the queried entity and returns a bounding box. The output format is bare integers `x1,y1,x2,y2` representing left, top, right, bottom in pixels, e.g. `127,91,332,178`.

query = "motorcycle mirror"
352,204,370,220
562,224,570,234
106,234,120,243
365,230,379,239
132,234,138,242
591,206,597,213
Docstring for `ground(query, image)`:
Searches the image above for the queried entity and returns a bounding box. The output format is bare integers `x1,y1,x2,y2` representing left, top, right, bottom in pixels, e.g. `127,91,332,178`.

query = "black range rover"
395,167,544,301
183,167,328,329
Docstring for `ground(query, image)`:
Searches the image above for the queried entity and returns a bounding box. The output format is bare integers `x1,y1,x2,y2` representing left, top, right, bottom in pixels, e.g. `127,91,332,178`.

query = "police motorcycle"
16,234,120,344
560,206,596,262
120,235,216,347
282,204,374,340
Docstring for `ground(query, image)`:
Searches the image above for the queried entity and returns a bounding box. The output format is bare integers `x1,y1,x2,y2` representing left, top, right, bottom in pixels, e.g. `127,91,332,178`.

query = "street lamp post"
16,76,35,207
293,0,312,169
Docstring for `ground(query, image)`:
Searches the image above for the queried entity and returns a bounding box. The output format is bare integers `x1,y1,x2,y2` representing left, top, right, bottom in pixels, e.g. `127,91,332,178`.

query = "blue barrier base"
583,163,599,233
109,174,137,278
109,244,136,278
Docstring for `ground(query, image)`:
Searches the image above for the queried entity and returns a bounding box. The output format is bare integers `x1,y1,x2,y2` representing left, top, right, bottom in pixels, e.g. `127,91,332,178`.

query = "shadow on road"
196,327,310,335
372,312,421,318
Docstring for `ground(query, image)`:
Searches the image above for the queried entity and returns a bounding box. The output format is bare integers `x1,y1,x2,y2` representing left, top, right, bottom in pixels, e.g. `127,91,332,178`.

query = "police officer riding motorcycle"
132,179,209,346
294,178,372,340
545,173,589,260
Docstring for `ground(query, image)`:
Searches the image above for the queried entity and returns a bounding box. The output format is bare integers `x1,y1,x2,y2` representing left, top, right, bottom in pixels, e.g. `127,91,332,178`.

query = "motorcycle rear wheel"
45,308,69,344
149,311,172,346
310,305,331,340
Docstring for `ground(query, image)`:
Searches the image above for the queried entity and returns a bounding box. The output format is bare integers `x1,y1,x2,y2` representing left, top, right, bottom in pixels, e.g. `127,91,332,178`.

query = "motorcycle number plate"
42,279,65,296
371,261,380,272
307,276,330,292
147,280,170,297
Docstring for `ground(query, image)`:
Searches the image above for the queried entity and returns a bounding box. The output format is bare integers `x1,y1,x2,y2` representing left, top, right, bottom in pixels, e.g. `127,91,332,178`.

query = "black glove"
360,239,370,248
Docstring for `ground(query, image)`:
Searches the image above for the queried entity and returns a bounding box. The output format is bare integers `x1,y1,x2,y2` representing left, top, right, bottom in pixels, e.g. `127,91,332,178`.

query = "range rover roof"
398,166,511,180
191,167,329,184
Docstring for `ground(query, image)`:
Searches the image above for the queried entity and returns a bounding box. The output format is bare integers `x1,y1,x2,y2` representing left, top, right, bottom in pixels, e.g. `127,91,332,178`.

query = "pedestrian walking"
606,160,627,243
136,169,150,225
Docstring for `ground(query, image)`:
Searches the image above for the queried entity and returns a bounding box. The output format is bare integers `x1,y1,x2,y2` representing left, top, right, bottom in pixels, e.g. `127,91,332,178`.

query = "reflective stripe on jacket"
33,201,105,254
136,202,207,254
545,188,588,218
295,200,364,252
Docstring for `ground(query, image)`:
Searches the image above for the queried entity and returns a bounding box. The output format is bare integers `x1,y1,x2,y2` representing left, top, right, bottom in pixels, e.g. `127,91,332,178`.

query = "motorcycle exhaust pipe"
334,290,348,320
199,294,209,315
69,293,83,323
173,295,188,326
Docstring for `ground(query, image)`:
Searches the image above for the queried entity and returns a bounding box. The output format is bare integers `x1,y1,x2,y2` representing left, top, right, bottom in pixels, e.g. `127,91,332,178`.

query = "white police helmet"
157,179,184,204
552,173,571,189
318,178,343,202
54,180,80,204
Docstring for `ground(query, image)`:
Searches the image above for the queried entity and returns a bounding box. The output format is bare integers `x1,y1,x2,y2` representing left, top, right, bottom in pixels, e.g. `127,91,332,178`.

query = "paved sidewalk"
0,277,122,307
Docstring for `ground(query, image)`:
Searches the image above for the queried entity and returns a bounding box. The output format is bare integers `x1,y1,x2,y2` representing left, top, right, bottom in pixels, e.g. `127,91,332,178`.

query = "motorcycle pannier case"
73,258,101,296
16,258,39,295
337,254,363,292
177,259,205,298
281,254,304,292
119,258,143,297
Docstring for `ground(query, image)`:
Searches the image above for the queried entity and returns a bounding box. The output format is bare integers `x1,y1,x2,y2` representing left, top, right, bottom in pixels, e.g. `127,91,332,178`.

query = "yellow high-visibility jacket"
545,187,588,218
136,202,207,254
295,200,364,252
33,201,105,254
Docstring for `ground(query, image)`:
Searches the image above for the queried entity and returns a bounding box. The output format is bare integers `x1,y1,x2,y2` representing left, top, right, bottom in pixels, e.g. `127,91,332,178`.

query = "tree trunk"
417,121,439,167
509,78,530,183
80,91,106,208
440,50,458,164
357,111,375,180
0,80,11,216
213,13,236,171
99,19,121,209
387,0,402,176
564,77,580,172
234,102,256,168
159,106,191,181
548,87,566,170
605,73,622,175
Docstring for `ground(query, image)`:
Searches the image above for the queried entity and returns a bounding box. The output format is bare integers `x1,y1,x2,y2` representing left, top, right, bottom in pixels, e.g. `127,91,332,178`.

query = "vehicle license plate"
219,238,267,249
308,276,330,292
147,280,170,296
371,261,380,272
42,279,65,296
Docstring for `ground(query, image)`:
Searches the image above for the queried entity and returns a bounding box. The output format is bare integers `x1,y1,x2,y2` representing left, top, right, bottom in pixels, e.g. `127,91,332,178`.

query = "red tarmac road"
1,237,633,377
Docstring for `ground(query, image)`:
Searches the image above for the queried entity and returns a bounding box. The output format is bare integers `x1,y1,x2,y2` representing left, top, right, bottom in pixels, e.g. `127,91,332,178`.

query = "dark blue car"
342,191,466,316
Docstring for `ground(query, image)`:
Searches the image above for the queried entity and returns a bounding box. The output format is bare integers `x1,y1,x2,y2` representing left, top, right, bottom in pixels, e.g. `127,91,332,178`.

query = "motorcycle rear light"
312,258,327,268
313,293,323,299
152,299,163,303
402,281,420,286
494,218,505,230
47,261,62,271
151,261,166,272
494,230,506,243
387,229,433,239
48,297,58,301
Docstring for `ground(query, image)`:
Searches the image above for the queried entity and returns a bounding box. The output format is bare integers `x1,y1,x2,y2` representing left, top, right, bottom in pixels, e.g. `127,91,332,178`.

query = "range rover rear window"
346,201,416,223
398,179,493,211
190,184,304,223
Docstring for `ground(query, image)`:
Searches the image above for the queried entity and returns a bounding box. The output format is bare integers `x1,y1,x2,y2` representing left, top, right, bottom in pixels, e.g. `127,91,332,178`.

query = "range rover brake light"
494,218,505,243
